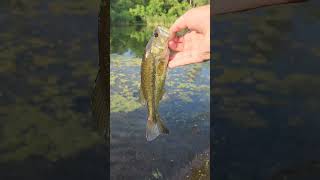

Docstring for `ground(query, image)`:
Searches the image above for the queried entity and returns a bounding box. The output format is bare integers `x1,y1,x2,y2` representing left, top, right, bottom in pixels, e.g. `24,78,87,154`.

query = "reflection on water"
213,1,320,179
111,25,152,57
110,25,210,179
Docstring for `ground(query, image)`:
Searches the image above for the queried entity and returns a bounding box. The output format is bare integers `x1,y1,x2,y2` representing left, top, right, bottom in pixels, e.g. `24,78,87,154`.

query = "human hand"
168,5,210,68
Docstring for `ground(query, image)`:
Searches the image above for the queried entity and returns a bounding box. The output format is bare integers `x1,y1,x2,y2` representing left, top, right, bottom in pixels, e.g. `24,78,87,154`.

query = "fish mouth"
145,26,170,52
155,26,169,38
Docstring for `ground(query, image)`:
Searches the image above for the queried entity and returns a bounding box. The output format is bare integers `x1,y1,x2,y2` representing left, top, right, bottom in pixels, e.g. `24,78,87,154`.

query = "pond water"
110,25,210,179
213,0,320,179
0,1,210,179
0,0,108,179
1,0,319,179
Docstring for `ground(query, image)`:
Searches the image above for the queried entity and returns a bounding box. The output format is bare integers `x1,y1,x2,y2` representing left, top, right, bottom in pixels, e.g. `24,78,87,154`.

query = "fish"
140,26,170,141
91,0,109,140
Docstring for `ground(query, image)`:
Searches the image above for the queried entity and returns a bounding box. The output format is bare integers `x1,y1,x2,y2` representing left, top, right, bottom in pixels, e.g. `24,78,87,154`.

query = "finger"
170,15,188,34
168,41,184,52
173,36,184,43
168,51,202,68
169,31,199,52
169,12,190,40
168,41,177,50
168,36,184,51
168,53,192,68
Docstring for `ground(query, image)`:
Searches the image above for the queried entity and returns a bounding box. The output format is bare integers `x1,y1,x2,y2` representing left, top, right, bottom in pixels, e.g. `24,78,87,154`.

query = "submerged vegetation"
212,3,320,128
212,3,320,179
110,54,209,113
110,1,210,175
171,149,210,180
0,0,104,163
3,0,100,15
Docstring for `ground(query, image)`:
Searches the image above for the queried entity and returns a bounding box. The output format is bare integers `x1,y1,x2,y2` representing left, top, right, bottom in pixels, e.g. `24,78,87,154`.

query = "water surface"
0,1,107,179
110,25,210,180
213,1,320,179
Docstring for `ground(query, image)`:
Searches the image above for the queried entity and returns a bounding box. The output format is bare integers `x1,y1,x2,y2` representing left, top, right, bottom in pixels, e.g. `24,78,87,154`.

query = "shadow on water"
213,1,320,180
110,24,210,179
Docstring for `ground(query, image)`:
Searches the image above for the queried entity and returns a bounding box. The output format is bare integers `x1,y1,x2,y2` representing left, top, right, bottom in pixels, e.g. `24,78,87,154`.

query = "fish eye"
154,32,158,37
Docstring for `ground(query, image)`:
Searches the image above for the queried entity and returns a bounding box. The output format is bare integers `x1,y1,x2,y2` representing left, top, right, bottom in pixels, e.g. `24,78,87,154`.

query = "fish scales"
140,26,170,141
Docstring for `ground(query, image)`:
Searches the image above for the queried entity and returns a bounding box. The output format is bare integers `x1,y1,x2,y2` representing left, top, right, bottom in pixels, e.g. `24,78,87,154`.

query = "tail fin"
146,115,169,141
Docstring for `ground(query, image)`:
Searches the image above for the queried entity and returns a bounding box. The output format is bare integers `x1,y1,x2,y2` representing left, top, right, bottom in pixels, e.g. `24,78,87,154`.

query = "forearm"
212,0,307,15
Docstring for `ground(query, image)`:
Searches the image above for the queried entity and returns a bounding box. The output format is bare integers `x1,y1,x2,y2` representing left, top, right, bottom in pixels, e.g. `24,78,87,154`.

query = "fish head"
146,26,170,57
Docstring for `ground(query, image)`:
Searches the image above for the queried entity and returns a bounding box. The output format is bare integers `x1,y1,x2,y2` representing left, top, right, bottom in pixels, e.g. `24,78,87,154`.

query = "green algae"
248,53,268,64
225,107,267,128
3,0,100,16
0,101,101,162
188,160,210,180
48,0,99,15
253,71,277,82
152,168,163,179
215,64,320,128
231,44,252,53
0,26,103,162
27,37,49,48
0,60,16,73
6,0,42,16
178,93,193,103
32,55,57,67
312,47,320,57
216,68,251,83
111,94,141,113
71,61,97,79
172,149,210,180
110,53,209,113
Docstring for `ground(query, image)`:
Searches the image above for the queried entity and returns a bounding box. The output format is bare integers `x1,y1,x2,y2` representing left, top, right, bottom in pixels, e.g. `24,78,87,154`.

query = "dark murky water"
109,25,210,179
0,1,210,179
1,0,320,180
213,1,320,180
0,0,107,179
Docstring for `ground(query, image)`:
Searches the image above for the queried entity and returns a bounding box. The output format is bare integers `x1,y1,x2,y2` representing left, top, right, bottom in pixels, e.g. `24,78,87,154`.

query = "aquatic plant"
110,54,209,113
171,149,210,180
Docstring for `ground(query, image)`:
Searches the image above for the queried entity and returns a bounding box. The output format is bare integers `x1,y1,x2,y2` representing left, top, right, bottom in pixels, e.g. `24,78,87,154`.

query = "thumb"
169,11,191,40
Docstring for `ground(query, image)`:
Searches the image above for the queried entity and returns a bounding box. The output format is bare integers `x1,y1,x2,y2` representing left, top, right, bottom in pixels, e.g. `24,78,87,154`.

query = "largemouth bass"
91,0,109,139
140,26,170,141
